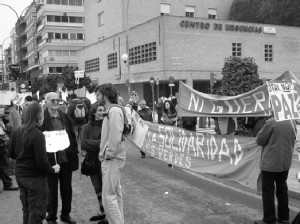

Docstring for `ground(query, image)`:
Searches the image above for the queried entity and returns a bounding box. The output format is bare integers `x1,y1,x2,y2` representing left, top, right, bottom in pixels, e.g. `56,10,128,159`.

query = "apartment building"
35,0,85,75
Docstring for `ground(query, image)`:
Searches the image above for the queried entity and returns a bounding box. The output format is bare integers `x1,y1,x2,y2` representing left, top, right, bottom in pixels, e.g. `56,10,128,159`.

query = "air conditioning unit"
63,12,67,16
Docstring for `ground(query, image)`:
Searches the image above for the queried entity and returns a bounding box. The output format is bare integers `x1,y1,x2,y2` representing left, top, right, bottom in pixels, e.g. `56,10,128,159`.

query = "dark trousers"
47,163,73,221
0,150,13,188
16,176,49,224
261,170,289,223
158,114,163,124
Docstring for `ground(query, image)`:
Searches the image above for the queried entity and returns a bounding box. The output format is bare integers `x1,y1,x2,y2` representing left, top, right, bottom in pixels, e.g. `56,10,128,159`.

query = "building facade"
36,0,85,75
77,1,300,105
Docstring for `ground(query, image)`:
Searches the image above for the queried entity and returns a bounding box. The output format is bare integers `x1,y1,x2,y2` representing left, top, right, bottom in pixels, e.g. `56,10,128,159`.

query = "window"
185,6,195,18
232,43,242,57
63,50,69,56
98,12,104,26
265,45,273,62
54,0,60,4
69,0,76,5
55,33,61,39
55,16,61,22
208,8,217,19
62,33,68,39
70,33,76,39
107,53,117,69
77,33,84,40
61,0,68,5
49,67,63,73
47,0,54,4
70,50,76,56
76,0,83,6
85,58,100,73
48,32,54,39
129,42,157,65
55,50,63,56
62,16,68,22
160,3,170,15
47,15,55,22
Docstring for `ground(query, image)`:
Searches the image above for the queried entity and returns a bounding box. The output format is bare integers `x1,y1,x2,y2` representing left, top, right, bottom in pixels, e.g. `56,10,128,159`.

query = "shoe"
276,218,289,224
60,216,77,224
3,185,19,191
168,164,173,168
98,218,109,224
141,154,145,158
90,214,106,221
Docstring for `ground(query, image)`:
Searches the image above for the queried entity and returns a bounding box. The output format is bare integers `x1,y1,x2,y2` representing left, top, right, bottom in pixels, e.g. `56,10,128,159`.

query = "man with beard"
95,84,126,224
41,92,78,224
137,99,152,158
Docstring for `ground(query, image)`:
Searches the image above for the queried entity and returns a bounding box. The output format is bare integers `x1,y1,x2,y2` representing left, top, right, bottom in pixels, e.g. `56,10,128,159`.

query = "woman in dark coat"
9,102,60,224
81,102,107,223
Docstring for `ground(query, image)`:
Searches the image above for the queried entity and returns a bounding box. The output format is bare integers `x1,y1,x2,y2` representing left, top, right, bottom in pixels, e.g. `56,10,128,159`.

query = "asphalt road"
1,146,299,224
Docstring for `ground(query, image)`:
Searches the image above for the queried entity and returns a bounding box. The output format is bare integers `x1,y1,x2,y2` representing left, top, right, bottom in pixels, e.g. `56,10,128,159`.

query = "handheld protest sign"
43,130,70,163
267,81,300,121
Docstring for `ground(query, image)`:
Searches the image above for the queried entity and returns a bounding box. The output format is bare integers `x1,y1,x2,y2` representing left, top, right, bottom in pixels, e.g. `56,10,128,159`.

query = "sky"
0,0,33,51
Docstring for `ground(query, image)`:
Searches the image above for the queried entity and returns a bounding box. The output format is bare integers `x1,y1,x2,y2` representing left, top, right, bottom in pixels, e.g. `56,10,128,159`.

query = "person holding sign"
9,102,60,224
255,115,297,224
81,102,108,223
41,92,78,224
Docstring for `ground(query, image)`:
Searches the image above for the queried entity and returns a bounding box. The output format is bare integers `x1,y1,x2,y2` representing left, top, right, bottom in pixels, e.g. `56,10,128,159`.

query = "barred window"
85,58,100,73
265,45,273,62
129,42,157,65
107,53,117,69
232,43,242,57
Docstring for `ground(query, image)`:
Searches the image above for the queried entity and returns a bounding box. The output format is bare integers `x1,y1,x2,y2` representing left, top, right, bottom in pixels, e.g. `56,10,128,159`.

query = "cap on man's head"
45,92,59,101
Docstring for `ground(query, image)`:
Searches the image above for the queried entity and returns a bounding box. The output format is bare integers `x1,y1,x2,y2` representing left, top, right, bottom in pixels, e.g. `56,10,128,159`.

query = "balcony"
46,21,84,28
38,38,84,50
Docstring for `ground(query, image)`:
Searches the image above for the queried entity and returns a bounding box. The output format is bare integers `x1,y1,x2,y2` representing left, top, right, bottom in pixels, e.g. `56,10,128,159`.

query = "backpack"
107,104,134,136
74,102,86,119
292,212,300,224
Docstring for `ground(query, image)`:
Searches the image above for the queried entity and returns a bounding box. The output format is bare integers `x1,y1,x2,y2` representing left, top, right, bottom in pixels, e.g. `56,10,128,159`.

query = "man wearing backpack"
95,83,126,224
67,94,89,141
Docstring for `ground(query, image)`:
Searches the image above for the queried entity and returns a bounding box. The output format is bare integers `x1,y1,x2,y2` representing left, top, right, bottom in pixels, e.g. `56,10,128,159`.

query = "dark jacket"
9,126,55,177
137,108,153,122
256,117,296,172
67,98,89,127
81,120,102,153
40,109,79,171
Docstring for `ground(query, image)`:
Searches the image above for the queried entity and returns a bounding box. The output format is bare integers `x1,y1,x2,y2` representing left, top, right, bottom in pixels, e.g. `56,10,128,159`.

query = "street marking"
182,169,300,212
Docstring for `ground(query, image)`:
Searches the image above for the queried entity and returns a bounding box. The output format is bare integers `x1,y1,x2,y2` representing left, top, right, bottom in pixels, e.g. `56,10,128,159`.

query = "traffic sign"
169,84,175,87
169,76,175,84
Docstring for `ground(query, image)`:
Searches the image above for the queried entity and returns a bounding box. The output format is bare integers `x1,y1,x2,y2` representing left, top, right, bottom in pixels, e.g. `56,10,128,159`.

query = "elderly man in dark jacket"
41,92,79,224
254,116,297,224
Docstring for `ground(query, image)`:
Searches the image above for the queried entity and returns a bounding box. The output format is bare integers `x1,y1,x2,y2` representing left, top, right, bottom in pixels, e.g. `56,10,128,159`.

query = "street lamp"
155,78,159,102
121,53,131,96
149,77,156,119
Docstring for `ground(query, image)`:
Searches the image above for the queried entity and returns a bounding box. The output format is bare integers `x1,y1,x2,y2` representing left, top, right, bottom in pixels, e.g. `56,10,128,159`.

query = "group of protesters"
0,82,299,224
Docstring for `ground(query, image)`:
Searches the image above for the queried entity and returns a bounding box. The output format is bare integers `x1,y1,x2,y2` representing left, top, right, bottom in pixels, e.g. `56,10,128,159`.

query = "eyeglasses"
50,99,59,104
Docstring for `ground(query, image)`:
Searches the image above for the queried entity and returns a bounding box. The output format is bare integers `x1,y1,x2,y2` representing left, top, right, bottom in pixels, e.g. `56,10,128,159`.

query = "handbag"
81,152,98,176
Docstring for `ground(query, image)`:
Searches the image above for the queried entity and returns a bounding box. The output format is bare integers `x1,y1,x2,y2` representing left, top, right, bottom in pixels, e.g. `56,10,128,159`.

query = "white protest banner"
43,130,70,153
127,110,148,148
13,92,32,106
0,91,13,105
267,81,300,121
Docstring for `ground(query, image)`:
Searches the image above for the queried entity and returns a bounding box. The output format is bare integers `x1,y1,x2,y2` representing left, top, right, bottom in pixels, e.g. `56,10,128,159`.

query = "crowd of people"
0,84,299,224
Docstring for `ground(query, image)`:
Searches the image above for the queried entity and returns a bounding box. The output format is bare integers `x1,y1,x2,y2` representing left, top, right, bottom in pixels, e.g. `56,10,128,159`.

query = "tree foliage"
229,0,300,27
218,56,263,136
61,66,92,93
30,66,92,95
220,56,262,96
